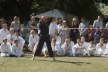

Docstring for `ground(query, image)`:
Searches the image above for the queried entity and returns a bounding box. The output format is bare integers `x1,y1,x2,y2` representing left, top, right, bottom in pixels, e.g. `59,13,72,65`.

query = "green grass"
0,55,108,72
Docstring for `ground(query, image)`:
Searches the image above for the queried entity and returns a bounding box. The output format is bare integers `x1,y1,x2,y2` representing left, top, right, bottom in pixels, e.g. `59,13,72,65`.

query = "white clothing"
0,43,11,57
16,36,25,50
0,29,9,44
87,43,96,55
55,36,65,56
49,22,58,36
28,34,39,51
95,43,106,56
7,34,17,45
61,41,74,56
11,44,23,57
73,42,89,56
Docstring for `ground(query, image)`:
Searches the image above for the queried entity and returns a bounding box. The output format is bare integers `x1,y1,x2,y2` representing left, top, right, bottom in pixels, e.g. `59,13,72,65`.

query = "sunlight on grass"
0,56,108,72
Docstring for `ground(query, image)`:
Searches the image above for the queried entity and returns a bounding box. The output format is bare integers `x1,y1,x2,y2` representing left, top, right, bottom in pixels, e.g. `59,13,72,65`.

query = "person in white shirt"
0,39,11,57
42,43,48,57
11,40,23,57
28,30,39,51
7,28,17,45
79,17,88,37
80,37,89,56
73,39,82,56
73,37,89,56
15,31,25,51
49,18,58,39
93,16,103,28
95,38,106,56
61,38,74,56
55,34,65,56
0,24,9,44
58,20,70,44
87,41,96,56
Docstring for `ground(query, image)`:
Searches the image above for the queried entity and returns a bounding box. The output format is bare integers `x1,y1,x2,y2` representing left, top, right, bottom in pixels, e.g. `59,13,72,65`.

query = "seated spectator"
55,34,65,56
7,28,17,45
96,38,106,56
0,39,11,57
95,38,106,56
11,40,23,57
15,31,25,51
87,41,96,56
28,30,39,52
73,37,89,56
61,38,74,56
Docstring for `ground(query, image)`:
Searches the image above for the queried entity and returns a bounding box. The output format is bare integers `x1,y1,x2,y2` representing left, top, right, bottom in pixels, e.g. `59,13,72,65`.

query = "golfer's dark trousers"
35,35,54,57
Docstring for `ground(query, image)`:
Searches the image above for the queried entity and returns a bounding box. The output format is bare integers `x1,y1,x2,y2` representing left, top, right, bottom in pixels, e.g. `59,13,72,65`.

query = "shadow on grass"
35,58,91,65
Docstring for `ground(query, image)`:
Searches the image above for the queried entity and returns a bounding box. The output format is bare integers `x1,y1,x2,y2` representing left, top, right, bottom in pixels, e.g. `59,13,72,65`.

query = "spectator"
79,17,89,37
28,30,39,52
70,16,79,43
0,39,11,57
93,16,103,28
11,40,23,57
95,38,106,56
11,16,20,31
0,24,9,44
49,18,58,39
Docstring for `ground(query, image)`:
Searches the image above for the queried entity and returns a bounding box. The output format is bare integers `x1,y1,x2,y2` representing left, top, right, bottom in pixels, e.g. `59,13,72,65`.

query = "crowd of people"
0,15,108,57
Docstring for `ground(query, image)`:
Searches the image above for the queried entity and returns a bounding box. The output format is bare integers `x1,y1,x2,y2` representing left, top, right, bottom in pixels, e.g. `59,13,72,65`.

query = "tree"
0,0,101,21
0,0,33,21
32,0,101,20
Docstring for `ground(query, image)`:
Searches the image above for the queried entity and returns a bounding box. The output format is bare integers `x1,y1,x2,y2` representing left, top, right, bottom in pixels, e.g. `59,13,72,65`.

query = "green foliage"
32,0,102,20
0,0,102,20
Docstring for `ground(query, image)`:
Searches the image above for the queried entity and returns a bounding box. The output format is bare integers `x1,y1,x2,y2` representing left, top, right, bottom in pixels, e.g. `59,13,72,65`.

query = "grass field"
0,54,108,72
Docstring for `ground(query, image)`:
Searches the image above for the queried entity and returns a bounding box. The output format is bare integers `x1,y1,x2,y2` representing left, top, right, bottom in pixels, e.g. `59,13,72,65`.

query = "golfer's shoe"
53,57,56,61
32,54,35,61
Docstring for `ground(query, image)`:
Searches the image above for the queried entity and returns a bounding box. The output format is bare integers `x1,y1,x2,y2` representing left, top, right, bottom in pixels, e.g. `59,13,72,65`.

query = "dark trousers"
35,35,54,57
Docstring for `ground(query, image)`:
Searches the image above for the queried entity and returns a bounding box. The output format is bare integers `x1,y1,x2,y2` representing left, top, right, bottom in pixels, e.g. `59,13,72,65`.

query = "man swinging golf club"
33,16,55,61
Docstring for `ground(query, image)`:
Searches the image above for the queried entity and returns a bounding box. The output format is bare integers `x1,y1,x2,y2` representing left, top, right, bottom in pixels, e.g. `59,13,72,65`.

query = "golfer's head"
40,16,47,22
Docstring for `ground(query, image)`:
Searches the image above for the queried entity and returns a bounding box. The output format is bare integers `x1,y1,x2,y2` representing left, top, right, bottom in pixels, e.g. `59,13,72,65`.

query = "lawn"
0,55,108,72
